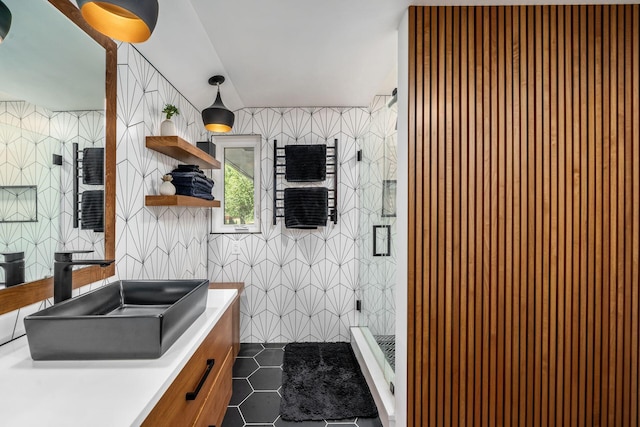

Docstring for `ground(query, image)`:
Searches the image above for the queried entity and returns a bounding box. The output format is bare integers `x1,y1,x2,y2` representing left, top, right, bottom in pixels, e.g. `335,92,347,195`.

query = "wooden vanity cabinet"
142,297,238,427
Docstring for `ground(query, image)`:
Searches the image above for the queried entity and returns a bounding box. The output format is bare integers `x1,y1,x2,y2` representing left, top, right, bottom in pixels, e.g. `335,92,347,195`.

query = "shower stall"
353,93,397,421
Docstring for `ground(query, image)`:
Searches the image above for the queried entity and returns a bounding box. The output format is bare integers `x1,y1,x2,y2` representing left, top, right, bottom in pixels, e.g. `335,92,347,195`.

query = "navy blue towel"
285,145,326,182
174,186,214,200
82,148,104,185
81,190,104,232
284,187,328,229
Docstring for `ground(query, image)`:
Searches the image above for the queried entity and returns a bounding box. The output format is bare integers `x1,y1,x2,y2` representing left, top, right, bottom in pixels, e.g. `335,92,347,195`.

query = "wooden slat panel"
631,7,640,426
562,8,575,426
415,9,431,426
504,7,514,426
526,8,537,426
465,8,477,426
555,7,566,425
511,8,522,425
517,7,529,426
601,6,611,424
593,6,603,425
458,8,469,426
586,7,596,426
444,8,454,426
473,9,484,426
633,6,640,425
451,7,461,425
429,8,440,427
623,7,634,426
406,7,639,426
608,6,619,426
616,7,626,427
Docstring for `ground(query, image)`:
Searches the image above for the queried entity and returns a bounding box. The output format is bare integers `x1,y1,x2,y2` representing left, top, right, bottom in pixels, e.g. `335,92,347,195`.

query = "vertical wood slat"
632,8,640,427
406,6,639,426
631,7,640,426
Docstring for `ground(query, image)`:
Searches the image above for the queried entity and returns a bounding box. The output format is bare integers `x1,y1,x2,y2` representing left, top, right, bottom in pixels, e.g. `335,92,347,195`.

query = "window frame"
210,134,262,234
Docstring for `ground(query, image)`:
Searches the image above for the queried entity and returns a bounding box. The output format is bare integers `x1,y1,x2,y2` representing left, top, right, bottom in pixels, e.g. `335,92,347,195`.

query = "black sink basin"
24,279,209,360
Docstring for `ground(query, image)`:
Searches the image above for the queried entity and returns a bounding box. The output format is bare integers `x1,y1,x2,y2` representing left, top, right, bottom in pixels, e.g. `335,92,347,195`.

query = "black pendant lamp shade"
76,0,158,43
0,0,11,44
202,75,234,133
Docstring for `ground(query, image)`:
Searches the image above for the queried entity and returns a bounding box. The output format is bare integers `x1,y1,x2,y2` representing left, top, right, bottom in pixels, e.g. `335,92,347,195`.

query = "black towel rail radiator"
273,138,338,226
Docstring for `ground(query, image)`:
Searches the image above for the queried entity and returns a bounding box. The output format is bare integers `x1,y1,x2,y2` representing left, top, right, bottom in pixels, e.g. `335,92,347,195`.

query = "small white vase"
160,119,176,136
159,179,176,196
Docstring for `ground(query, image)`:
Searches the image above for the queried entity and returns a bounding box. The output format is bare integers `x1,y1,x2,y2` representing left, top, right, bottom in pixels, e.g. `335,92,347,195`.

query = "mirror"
0,0,115,314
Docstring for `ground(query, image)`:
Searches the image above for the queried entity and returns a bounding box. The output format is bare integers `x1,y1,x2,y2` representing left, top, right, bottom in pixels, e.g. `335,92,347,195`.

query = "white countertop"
0,288,237,427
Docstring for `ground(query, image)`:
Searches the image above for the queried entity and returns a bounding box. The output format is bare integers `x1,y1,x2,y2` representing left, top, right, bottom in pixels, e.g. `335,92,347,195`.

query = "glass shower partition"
357,95,397,388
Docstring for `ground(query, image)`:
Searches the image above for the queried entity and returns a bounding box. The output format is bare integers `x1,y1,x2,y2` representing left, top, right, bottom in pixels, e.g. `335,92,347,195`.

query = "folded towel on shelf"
81,190,104,232
82,147,104,185
285,145,327,182
173,186,214,200
170,177,214,194
174,164,202,173
168,165,215,200
284,187,328,229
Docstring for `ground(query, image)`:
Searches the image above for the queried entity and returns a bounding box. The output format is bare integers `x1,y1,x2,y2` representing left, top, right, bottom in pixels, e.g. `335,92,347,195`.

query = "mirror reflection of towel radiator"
72,143,104,231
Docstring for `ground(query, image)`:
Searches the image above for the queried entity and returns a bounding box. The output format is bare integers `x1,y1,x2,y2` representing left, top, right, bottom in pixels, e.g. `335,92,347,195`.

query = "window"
211,135,261,233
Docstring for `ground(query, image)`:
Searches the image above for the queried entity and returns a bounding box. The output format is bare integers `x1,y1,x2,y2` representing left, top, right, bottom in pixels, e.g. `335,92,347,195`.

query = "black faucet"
0,252,25,288
53,251,115,304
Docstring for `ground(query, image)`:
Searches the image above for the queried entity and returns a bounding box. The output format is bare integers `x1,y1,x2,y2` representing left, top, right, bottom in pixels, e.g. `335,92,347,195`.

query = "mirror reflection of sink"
24,279,209,360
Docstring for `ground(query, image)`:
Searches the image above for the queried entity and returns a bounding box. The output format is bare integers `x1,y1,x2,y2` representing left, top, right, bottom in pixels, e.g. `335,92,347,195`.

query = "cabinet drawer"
194,345,233,427
143,307,233,426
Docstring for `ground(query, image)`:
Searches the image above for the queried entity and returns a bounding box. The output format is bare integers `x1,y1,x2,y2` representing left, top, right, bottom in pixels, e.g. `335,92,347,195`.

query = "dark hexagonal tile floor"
240,392,281,423
255,348,284,366
232,357,259,377
222,343,383,427
249,367,282,390
230,378,252,405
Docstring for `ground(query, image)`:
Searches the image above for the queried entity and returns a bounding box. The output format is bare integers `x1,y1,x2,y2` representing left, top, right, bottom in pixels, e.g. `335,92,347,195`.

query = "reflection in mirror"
0,0,105,289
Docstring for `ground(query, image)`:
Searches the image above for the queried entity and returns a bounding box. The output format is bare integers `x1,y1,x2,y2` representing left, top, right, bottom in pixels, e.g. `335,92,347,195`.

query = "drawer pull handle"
185,358,215,401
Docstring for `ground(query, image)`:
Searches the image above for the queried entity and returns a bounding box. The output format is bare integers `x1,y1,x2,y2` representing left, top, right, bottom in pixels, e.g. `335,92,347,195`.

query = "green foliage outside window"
224,163,254,224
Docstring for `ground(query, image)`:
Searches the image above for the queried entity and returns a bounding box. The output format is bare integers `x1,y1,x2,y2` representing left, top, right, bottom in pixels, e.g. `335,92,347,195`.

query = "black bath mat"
279,342,378,421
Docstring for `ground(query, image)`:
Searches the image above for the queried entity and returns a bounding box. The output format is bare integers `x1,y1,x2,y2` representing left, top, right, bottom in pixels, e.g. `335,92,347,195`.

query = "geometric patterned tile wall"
0,43,211,347
0,101,105,345
114,43,210,282
0,101,61,285
358,95,397,337
0,41,390,349
208,106,371,343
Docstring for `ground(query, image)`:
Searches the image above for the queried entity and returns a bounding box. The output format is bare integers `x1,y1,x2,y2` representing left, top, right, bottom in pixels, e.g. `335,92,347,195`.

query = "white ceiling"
134,0,626,112
135,0,409,111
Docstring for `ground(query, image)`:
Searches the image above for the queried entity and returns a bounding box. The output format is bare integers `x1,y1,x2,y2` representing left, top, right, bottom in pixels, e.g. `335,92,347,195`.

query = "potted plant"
160,104,180,136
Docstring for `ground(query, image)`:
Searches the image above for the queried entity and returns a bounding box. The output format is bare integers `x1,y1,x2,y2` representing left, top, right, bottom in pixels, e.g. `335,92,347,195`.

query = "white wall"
208,106,368,343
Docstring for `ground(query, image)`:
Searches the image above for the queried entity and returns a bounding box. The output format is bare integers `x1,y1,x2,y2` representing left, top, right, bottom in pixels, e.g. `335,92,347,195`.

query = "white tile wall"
208,107,369,343
1,42,393,349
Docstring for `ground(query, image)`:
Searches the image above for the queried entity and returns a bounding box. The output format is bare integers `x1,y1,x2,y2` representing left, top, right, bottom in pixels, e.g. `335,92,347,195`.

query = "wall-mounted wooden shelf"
145,195,221,207
146,136,221,169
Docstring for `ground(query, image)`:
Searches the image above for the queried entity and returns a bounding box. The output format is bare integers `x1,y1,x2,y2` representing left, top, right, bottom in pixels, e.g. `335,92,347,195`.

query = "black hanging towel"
82,148,104,185
80,190,104,232
285,144,327,182
284,187,328,229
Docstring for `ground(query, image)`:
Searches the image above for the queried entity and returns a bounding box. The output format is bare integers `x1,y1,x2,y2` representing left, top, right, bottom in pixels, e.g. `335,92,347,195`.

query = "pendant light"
76,0,159,43
202,75,235,133
0,0,11,45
